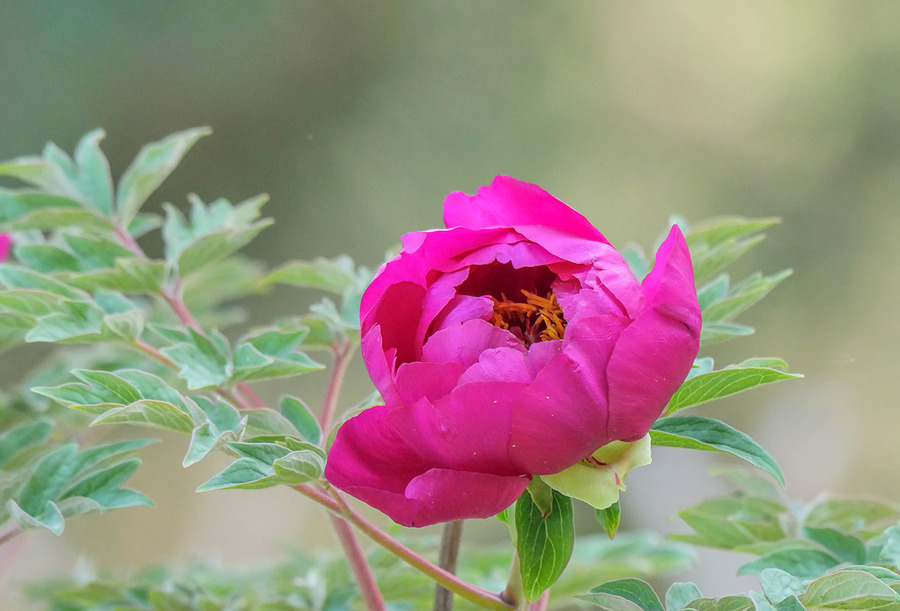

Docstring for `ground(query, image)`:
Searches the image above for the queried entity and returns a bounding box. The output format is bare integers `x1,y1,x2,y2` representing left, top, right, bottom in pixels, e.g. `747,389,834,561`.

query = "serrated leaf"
666,582,704,611
516,488,575,602
738,547,841,579
665,365,801,415
165,195,272,277
116,127,211,225
582,579,663,611
0,418,53,468
279,396,321,445
160,328,230,389
800,570,900,609
651,417,785,486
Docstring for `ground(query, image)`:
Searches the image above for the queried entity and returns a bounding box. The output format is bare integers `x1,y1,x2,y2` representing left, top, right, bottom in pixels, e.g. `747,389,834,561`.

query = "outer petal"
443,176,610,244
325,403,530,527
642,225,702,331
509,353,609,474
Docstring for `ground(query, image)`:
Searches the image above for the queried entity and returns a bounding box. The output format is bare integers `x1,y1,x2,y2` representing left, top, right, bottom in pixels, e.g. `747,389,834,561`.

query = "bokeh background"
2,1,899,606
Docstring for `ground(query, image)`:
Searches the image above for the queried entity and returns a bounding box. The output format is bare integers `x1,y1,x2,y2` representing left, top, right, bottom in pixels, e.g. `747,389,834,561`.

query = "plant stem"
319,339,351,438
0,529,21,548
295,484,513,611
502,551,550,611
434,520,464,611
328,512,386,610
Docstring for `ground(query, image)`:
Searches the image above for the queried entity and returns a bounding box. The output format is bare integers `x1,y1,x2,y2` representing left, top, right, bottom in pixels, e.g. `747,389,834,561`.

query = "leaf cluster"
582,471,900,610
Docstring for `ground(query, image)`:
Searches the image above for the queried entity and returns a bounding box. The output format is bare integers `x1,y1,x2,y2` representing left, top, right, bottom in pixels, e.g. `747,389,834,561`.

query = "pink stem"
319,339,351,438
296,485,513,611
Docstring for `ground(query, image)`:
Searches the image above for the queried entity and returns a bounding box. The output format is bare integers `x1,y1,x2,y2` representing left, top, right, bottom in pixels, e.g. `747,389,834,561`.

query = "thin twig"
433,520,464,611
328,512,386,610
296,485,513,611
319,339,351,438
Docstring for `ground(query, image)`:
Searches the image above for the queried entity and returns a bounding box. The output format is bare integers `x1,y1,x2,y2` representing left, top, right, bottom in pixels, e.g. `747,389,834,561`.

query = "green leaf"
702,270,792,324
263,255,360,294
279,396,321,445
25,300,113,344
0,264,86,299
13,244,81,272
581,579,663,611
651,417,785,486
0,191,107,231
91,400,194,433
14,443,79,530
0,155,81,198
116,127,211,226
576,592,643,610
73,129,114,215
700,321,755,345
666,582,704,611
196,457,276,492
804,499,900,539
665,364,801,415
738,547,841,579
183,397,245,466
799,570,900,609
61,459,152,510
231,328,322,384
773,596,805,611
682,596,755,611
674,496,787,549
803,526,866,564
596,501,621,539
271,450,325,484
516,488,575,602
0,418,53,468
160,328,230,389
167,195,272,277
759,568,808,605
66,258,166,293
243,408,303,437
7,498,65,535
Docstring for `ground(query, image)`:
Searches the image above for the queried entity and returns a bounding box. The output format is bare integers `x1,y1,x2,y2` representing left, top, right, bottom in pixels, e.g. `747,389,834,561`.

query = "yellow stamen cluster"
490,289,567,344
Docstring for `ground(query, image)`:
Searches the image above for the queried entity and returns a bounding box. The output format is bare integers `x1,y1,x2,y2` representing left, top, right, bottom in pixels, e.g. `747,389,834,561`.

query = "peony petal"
387,381,528,475
428,294,494,334
403,469,530,527
443,176,610,244
542,435,651,510
457,347,531,386
360,326,401,406
604,307,699,442
642,225,701,333
367,280,426,366
394,360,466,405
422,319,525,368
327,425,528,527
509,353,609,475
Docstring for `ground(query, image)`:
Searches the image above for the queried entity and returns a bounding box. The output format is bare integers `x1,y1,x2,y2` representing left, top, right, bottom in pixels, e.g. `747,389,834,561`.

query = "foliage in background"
0,129,894,610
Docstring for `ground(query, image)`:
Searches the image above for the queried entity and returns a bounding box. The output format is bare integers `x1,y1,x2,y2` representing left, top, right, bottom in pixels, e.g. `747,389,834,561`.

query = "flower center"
490,289,567,346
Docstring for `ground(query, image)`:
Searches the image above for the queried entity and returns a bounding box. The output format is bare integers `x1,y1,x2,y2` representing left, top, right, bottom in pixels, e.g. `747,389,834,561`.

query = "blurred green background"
2,0,900,604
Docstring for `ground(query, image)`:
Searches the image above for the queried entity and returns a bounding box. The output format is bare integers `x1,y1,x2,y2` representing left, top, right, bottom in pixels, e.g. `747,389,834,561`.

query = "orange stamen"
490,289,567,345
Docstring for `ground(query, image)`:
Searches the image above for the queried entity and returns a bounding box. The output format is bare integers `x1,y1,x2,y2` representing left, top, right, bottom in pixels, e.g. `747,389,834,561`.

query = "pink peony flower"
325,176,701,527
0,235,9,261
